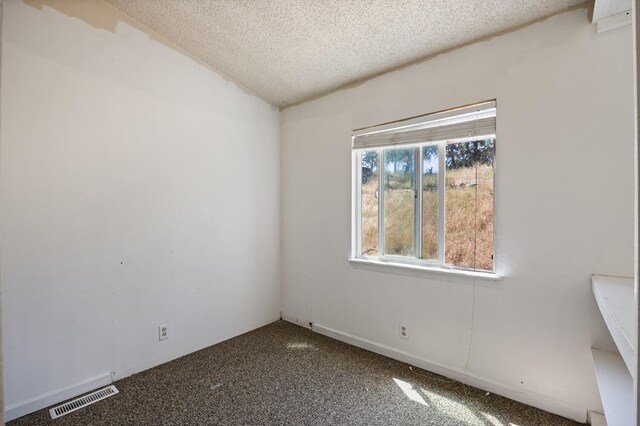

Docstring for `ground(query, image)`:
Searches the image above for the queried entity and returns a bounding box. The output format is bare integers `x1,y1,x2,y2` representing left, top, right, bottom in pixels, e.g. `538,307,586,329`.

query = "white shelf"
592,275,636,379
592,349,634,426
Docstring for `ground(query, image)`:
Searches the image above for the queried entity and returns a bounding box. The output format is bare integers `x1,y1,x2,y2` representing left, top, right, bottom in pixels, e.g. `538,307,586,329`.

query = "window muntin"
353,102,495,273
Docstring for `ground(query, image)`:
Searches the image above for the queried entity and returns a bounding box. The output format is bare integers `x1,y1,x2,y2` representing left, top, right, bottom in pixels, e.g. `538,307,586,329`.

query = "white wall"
281,7,634,422
1,0,281,420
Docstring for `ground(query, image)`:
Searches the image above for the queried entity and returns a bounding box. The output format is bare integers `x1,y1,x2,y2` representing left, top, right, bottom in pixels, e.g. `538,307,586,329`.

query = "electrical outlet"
399,323,409,339
158,323,169,341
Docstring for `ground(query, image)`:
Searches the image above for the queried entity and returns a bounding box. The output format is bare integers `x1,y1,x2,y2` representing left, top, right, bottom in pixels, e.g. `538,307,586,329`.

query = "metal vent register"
49,385,119,419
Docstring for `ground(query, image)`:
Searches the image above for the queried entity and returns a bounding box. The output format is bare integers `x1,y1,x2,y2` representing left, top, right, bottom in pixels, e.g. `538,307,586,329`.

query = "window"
352,101,496,273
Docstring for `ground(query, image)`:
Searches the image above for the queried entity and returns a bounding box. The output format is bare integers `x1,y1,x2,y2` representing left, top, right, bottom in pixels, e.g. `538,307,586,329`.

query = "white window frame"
350,102,498,279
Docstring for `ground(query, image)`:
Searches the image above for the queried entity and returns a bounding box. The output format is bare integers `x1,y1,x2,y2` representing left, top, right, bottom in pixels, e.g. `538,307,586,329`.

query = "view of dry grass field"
360,145,494,271
444,164,494,270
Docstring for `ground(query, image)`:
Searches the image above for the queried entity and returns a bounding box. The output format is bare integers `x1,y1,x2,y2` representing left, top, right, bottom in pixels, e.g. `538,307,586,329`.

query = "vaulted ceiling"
105,0,586,108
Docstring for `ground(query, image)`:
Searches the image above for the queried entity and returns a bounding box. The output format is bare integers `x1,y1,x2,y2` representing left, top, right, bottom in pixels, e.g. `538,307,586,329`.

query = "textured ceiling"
105,0,586,107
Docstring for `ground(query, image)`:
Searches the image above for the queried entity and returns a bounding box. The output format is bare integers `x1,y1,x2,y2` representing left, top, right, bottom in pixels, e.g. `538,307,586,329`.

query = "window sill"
348,258,501,285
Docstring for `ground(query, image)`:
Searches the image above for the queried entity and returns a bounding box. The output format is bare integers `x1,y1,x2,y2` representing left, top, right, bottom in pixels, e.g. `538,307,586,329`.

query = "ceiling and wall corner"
104,0,586,108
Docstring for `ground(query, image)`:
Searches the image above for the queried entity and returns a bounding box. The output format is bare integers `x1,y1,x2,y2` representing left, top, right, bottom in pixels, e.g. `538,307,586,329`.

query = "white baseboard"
120,315,283,382
281,314,313,329
309,322,587,424
5,371,113,422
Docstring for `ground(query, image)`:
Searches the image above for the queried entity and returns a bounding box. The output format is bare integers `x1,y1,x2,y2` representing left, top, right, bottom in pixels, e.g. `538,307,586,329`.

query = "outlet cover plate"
159,323,169,341
399,323,409,339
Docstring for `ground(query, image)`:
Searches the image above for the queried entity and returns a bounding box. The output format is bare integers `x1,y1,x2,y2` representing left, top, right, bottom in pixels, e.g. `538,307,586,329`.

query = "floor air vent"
49,385,119,419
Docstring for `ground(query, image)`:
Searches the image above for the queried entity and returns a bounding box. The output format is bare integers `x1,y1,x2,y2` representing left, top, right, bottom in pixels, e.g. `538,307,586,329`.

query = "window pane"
422,145,438,260
383,148,416,256
445,139,494,270
361,151,379,256
474,139,494,271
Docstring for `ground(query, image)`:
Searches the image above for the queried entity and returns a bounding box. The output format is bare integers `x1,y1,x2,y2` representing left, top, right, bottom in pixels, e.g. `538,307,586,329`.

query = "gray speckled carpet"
10,321,582,425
